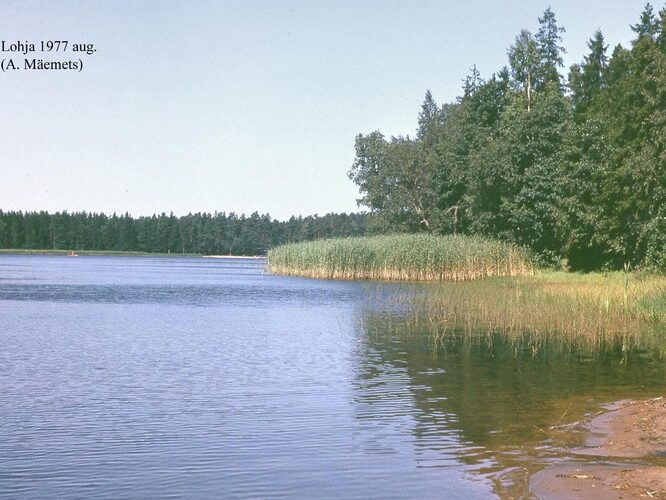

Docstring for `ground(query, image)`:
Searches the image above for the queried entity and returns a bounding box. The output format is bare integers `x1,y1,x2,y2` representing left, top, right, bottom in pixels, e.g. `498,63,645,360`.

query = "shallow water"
1,255,665,498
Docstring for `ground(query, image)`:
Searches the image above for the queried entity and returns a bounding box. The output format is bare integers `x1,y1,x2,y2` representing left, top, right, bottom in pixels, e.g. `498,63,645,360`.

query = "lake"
1,255,665,498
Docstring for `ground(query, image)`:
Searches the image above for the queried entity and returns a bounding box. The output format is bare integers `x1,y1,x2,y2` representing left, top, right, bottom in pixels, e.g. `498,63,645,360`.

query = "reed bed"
267,234,535,281
393,271,666,354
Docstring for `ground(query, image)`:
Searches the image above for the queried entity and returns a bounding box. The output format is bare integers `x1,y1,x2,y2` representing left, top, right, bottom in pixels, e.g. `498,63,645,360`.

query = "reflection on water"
1,255,665,498
358,313,666,497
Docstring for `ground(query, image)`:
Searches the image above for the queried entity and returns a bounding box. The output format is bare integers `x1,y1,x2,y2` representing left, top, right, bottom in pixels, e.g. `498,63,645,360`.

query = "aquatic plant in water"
369,271,666,356
267,234,535,282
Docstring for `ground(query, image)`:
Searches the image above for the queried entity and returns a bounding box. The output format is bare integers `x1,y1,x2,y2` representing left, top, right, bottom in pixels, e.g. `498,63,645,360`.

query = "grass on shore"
388,271,666,354
267,234,535,281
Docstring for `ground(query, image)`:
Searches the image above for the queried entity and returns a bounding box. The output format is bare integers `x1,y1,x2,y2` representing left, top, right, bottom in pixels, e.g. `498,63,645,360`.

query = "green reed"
267,234,535,281
384,271,666,354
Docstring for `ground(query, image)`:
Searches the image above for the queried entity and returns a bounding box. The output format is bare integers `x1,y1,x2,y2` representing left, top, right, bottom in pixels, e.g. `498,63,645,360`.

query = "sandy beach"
531,398,666,498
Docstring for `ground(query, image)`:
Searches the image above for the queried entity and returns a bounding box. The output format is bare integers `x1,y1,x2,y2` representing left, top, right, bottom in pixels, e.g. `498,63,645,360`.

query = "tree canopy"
348,4,666,271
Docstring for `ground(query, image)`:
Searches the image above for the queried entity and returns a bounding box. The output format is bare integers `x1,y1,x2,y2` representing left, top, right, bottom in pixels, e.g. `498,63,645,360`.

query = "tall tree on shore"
536,7,566,89
631,3,659,39
508,29,540,110
569,30,608,114
417,90,439,140
657,6,666,49
348,131,438,231
462,64,483,97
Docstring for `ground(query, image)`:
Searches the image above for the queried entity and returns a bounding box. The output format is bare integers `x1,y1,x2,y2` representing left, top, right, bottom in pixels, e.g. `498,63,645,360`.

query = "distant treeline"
0,211,367,255
349,5,666,270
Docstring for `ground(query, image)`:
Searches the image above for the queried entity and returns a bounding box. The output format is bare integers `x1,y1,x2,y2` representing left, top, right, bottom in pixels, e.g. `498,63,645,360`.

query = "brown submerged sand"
531,397,666,499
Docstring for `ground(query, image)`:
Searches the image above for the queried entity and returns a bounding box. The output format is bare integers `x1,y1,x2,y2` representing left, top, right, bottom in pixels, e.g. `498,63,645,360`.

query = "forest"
348,4,666,271
0,211,367,256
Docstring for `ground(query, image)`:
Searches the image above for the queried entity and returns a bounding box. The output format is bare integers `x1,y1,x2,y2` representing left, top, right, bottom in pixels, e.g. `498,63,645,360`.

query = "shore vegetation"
267,234,535,281
404,271,666,353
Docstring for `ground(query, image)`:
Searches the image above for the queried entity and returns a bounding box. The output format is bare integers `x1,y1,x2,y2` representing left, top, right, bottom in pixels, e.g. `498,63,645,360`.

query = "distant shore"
201,255,265,259
0,249,265,259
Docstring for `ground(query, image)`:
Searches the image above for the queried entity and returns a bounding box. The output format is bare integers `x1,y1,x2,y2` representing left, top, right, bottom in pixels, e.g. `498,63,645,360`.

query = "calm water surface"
1,255,665,498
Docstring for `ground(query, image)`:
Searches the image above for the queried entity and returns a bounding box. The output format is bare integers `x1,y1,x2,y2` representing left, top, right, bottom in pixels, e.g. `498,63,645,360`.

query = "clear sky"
0,0,650,220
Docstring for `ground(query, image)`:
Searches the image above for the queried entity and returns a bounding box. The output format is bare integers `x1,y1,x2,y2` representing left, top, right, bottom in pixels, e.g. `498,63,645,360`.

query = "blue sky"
0,0,649,219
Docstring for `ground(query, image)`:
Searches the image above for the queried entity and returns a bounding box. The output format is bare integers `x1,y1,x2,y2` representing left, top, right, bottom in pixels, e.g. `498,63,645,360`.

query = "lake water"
1,256,665,498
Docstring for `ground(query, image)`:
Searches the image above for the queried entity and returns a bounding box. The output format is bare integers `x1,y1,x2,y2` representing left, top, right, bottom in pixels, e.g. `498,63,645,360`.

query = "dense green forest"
0,211,366,255
349,4,666,271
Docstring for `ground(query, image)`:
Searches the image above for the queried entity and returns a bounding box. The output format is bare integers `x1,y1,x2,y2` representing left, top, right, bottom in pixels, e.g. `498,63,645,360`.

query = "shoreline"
201,255,265,260
0,249,265,259
531,397,666,498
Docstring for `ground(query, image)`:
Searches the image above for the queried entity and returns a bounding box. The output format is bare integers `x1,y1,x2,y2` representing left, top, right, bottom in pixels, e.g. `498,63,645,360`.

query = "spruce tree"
631,3,659,40
462,65,483,96
417,90,439,140
536,7,566,88
570,30,608,113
